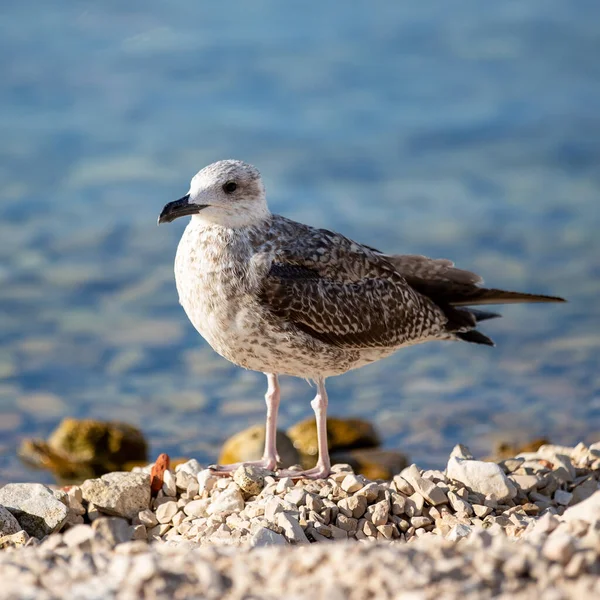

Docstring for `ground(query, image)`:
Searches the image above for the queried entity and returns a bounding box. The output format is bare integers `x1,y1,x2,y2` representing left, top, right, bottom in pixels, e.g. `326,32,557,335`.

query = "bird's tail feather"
450,288,566,306
456,330,495,346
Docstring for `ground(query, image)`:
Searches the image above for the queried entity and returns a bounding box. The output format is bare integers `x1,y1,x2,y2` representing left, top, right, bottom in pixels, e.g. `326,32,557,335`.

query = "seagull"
158,159,565,479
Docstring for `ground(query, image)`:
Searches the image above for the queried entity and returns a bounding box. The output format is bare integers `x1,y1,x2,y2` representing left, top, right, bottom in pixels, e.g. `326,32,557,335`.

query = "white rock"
449,444,474,460
446,457,517,502
92,517,132,546
81,472,151,519
276,478,294,494
264,497,285,522
66,488,86,516
537,449,576,483
162,470,177,497
341,474,364,493
0,483,68,538
277,512,309,544
156,501,178,524
0,530,30,548
472,504,491,518
448,491,473,516
509,475,540,493
401,464,448,506
175,470,194,491
233,465,266,496
284,488,307,507
197,470,218,494
446,524,472,541
137,509,158,527
562,490,600,524
207,488,245,516
175,459,203,476
184,499,210,518
250,527,288,547
543,532,575,564
63,524,96,548
369,500,389,527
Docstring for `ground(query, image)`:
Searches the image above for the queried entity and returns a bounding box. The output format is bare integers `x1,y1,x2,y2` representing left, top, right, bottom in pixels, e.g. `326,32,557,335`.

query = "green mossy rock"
330,449,409,480
19,418,148,484
287,417,381,468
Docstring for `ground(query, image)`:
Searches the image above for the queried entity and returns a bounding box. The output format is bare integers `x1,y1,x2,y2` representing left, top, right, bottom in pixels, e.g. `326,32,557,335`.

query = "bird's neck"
190,203,271,229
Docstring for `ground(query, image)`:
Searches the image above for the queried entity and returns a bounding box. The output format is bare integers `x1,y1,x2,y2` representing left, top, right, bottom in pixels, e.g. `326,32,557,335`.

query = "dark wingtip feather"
456,330,495,346
468,308,501,322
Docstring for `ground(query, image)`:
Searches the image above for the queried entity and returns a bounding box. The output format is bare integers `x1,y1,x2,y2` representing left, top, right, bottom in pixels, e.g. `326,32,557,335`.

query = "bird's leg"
209,373,280,475
277,378,331,480
261,373,280,470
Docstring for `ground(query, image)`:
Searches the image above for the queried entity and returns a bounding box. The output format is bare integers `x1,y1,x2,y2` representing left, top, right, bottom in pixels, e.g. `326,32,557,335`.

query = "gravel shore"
1,441,599,599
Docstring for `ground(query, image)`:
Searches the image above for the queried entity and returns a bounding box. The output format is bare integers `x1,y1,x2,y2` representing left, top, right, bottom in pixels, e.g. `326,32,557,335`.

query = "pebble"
448,491,473,516
562,490,600,524
284,488,307,507
472,504,492,518
447,457,517,502
155,501,178,524
0,483,68,538
0,441,599,598
63,524,96,549
554,490,573,506
447,524,472,541
250,527,288,547
207,487,245,516
340,474,364,493
543,533,576,565
277,512,309,544
162,470,177,497
183,499,210,519
175,459,203,477
92,517,132,546
411,516,432,529
233,465,266,496
392,476,415,496
369,500,389,527
0,530,30,549
401,464,448,506
0,506,21,536
136,509,158,528
510,474,540,493
81,472,151,520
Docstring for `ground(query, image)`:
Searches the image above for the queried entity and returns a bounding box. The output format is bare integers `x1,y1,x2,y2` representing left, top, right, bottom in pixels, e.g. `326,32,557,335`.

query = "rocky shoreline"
1,441,599,598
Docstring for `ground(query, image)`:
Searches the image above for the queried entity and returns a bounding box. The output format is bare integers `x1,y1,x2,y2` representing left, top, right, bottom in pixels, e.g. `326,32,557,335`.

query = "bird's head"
158,159,269,228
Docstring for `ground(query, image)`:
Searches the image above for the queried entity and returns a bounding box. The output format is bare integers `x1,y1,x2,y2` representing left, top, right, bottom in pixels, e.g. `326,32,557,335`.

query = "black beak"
157,195,207,224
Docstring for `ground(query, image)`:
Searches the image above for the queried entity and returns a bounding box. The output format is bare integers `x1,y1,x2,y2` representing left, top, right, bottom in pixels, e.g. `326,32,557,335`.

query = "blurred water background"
1,1,599,483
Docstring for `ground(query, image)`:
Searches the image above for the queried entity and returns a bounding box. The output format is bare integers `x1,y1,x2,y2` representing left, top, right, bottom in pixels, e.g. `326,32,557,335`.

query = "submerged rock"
287,417,380,467
0,483,68,538
218,424,300,468
330,449,408,480
19,418,148,483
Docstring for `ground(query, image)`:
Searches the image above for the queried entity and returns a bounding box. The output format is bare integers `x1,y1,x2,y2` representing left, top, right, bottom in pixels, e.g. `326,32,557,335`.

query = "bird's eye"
223,181,237,194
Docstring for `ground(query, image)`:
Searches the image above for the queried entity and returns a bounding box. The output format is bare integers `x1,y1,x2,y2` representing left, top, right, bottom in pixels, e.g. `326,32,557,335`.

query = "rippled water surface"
1,1,599,483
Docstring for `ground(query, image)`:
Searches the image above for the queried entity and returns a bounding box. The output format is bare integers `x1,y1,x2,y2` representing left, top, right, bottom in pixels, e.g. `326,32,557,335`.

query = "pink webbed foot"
208,457,278,476
275,464,331,480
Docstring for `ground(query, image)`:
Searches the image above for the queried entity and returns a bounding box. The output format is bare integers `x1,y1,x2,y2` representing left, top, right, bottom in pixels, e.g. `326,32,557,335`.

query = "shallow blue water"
1,1,599,482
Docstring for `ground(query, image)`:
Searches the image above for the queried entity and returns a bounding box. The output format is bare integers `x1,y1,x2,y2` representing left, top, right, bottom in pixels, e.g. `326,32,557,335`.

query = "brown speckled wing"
257,222,445,349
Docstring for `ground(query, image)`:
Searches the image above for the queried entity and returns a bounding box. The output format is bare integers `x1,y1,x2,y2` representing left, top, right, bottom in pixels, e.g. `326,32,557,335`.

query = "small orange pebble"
538,459,554,469
150,453,170,495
